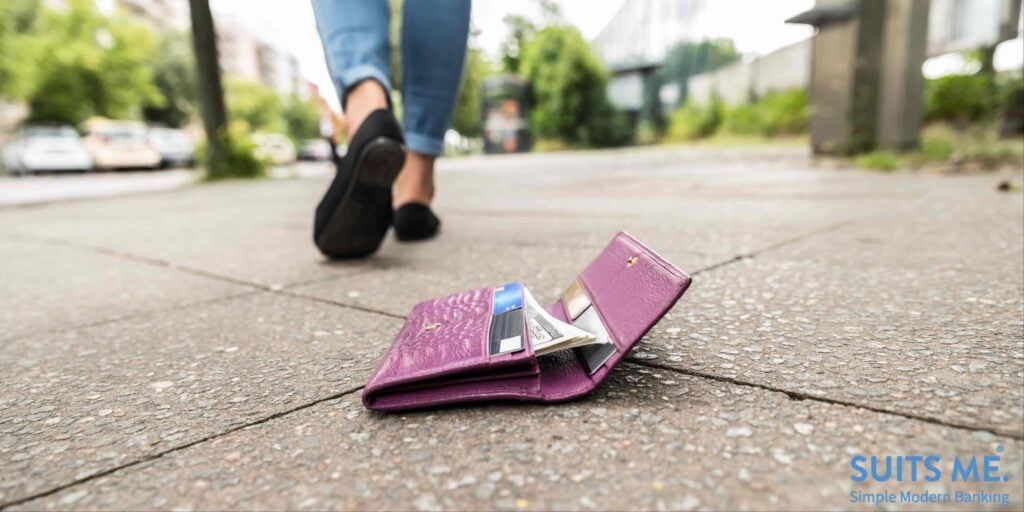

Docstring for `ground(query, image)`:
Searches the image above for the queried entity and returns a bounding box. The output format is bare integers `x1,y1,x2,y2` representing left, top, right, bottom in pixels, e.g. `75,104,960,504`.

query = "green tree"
389,0,403,90
520,25,630,147
499,14,537,74
0,0,41,100
143,31,197,128
499,0,562,74
657,39,741,105
225,79,284,133
23,0,161,125
282,94,320,144
451,34,491,137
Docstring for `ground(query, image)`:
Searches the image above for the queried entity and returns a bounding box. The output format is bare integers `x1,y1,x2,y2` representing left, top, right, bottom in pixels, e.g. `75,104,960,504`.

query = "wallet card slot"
363,285,541,411
368,362,538,397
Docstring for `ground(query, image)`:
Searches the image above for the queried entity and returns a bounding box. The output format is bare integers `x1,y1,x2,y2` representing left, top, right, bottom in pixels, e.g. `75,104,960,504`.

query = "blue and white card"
492,282,524,314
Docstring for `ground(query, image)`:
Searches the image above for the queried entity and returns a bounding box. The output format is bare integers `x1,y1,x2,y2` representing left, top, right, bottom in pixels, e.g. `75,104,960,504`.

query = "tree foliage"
0,0,41,100
499,14,537,74
225,79,284,134
520,25,630,147
22,0,161,126
142,30,197,128
657,39,741,106
282,94,320,144
452,37,491,137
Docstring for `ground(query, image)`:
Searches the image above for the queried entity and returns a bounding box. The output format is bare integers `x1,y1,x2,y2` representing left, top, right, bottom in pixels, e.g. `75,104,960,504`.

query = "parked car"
148,127,196,168
253,133,296,165
297,138,332,161
1,125,93,175
81,119,161,170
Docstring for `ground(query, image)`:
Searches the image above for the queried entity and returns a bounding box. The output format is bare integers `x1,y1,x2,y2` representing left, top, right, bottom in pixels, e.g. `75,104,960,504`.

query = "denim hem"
404,132,444,157
338,65,393,111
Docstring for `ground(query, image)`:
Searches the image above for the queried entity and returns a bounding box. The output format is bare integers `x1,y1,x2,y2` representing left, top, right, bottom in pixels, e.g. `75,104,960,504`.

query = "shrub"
758,88,808,135
667,98,724,141
581,100,634,148
688,88,808,139
282,94,320,145
722,103,765,135
198,122,268,180
997,73,1023,135
925,74,998,125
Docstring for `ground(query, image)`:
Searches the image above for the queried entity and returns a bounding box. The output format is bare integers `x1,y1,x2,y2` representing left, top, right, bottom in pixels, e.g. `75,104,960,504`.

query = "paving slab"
2,145,1021,510
16,364,1022,511
0,292,403,504
292,237,625,319
0,177,366,288
0,238,248,341
0,146,882,290
632,190,1024,436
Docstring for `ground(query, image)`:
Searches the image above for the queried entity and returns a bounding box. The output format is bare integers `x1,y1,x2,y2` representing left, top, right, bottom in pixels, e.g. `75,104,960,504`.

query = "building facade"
111,0,306,98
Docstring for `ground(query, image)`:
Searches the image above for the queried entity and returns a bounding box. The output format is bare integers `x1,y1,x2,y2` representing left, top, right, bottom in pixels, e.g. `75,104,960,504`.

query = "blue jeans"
312,0,471,157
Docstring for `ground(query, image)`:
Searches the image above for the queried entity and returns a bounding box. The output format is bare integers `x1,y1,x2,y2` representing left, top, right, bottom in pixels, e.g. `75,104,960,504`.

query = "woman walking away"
311,0,471,258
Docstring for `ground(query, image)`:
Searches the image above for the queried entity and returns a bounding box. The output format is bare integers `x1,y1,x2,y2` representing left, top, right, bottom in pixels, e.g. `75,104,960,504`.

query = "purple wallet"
362,232,692,411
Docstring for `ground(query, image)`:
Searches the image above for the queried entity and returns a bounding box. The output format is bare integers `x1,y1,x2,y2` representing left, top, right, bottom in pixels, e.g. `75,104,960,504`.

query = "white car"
2,125,93,175
253,133,297,165
297,139,333,161
81,119,161,170
148,127,196,168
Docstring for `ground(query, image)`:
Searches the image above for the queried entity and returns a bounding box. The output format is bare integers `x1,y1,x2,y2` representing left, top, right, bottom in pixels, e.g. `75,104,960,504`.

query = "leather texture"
361,232,691,411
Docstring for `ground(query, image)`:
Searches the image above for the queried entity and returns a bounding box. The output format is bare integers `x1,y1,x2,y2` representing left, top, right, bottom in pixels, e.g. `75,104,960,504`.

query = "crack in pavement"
0,386,366,510
6,232,400,321
0,290,261,345
689,219,853,276
627,359,1024,440
8,217,1018,509
7,356,1020,509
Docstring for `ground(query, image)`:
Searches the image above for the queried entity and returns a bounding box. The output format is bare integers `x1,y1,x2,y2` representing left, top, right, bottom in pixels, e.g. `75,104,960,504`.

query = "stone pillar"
789,0,931,155
876,0,931,150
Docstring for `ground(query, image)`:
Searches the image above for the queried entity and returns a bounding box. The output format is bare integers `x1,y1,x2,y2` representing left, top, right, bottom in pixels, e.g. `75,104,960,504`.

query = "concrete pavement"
0,144,1021,510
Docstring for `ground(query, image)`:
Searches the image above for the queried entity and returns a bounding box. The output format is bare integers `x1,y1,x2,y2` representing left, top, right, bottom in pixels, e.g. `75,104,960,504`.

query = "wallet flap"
363,285,539,409
537,231,691,401
578,231,691,350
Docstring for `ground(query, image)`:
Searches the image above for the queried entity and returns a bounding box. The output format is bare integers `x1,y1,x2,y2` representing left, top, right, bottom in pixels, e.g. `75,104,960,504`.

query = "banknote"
522,286,602,356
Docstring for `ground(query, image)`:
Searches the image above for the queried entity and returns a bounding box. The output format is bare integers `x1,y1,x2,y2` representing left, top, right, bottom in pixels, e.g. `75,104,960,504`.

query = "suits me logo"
848,445,1012,506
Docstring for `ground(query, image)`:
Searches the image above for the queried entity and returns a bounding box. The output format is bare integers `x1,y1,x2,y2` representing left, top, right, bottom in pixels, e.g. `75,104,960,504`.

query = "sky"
208,0,816,110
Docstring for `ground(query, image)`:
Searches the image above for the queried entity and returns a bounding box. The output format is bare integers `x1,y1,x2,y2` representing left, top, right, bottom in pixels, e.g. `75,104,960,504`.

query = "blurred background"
0,0,1021,201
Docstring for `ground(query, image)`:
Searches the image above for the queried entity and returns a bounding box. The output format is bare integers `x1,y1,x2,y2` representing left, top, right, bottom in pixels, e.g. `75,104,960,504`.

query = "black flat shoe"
393,203,441,242
314,109,405,258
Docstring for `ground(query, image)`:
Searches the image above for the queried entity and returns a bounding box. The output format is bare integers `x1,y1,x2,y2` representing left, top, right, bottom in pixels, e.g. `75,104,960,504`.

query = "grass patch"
856,150,900,171
854,122,1022,172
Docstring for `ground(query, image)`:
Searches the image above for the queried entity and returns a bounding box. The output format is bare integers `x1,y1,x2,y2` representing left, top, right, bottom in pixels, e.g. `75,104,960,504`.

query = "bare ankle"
344,80,388,140
393,152,436,207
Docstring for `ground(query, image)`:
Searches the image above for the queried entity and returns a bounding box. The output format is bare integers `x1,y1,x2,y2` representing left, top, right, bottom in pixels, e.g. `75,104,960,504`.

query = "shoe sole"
315,137,405,258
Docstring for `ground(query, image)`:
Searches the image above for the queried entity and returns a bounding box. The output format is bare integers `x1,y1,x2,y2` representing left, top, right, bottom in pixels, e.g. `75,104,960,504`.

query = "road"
0,162,332,207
